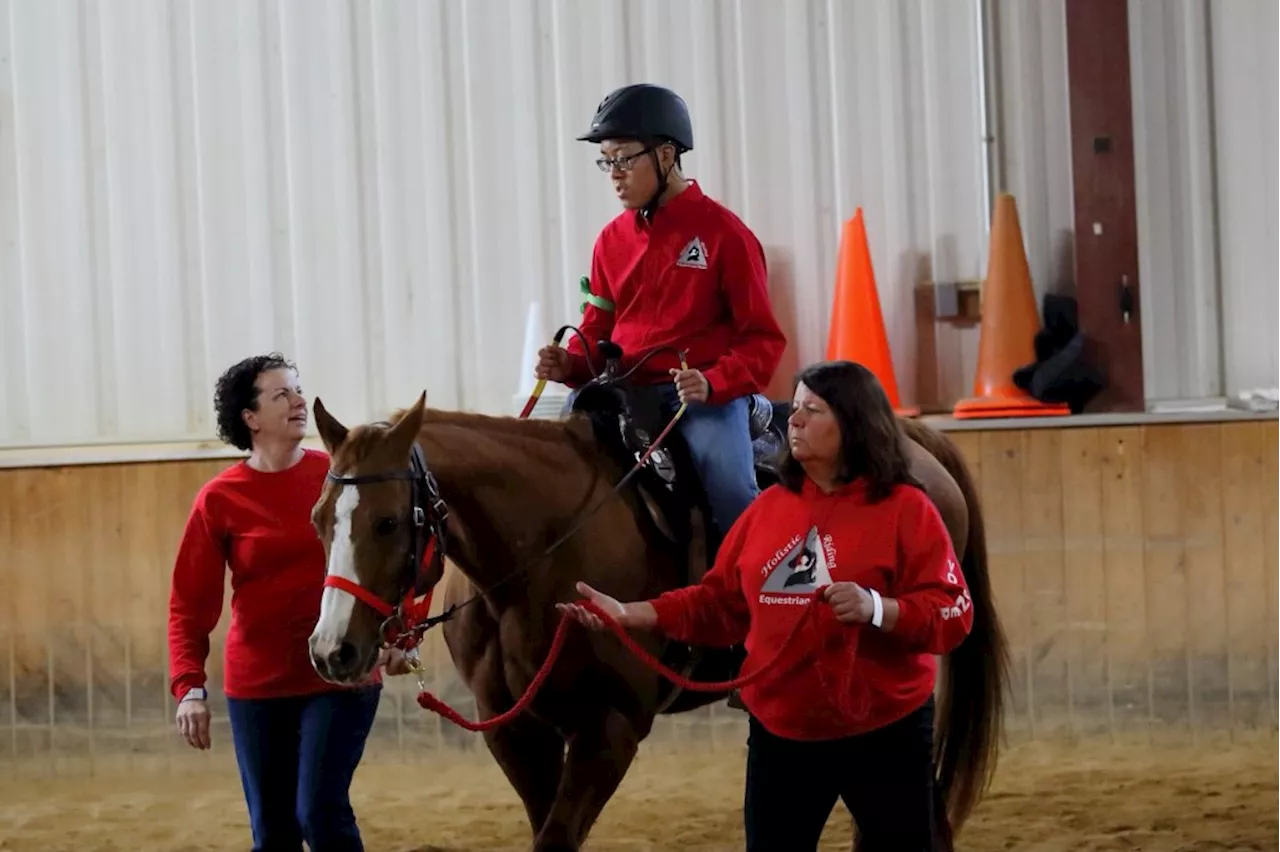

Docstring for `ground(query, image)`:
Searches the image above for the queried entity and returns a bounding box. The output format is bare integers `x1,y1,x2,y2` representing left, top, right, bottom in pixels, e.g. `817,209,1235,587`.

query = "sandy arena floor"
0,738,1275,851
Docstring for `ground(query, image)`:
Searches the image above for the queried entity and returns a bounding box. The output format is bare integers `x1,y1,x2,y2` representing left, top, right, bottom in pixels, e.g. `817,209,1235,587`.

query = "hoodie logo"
759,526,833,596
676,237,708,269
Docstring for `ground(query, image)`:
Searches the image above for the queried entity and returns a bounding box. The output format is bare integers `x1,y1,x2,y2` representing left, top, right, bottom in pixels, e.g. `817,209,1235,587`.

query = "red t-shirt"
565,180,787,402
648,477,973,741
166,448,380,701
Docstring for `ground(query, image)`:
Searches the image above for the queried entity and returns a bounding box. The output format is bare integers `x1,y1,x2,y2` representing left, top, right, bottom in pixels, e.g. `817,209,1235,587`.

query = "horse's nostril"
335,642,358,668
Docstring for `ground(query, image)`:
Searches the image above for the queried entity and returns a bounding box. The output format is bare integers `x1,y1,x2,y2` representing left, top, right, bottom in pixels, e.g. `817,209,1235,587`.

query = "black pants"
227,685,381,852
743,696,948,852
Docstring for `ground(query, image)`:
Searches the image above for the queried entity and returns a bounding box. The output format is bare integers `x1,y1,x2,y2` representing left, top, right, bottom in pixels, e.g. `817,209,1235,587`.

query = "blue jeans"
661,386,760,541
227,685,381,852
566,385,760,542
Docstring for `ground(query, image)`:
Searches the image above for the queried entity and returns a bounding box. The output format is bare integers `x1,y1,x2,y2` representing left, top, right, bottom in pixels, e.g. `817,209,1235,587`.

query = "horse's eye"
375,517,398,536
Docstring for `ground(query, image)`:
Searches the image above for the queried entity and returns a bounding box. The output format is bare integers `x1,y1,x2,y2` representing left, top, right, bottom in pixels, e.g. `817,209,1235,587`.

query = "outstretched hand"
556,581,657,632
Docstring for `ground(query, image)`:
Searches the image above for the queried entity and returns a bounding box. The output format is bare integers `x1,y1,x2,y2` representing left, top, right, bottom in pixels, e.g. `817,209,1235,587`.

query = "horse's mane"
376,404,602,465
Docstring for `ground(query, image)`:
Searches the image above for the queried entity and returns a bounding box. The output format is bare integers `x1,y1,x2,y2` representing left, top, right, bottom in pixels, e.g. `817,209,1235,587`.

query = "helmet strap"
641,149,673,224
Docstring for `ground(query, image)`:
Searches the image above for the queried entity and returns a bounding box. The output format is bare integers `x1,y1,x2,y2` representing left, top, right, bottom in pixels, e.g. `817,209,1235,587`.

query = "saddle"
567,341,791,716
568,341,789,571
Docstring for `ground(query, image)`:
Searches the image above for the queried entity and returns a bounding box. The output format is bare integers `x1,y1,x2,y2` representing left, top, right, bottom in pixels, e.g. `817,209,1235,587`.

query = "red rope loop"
415,595,826,731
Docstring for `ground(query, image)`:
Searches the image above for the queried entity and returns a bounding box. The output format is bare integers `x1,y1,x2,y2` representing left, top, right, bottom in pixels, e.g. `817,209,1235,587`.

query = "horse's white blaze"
310,485,361,657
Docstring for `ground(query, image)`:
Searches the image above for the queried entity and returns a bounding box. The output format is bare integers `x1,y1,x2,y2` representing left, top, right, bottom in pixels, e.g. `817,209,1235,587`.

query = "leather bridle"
321,441,451,650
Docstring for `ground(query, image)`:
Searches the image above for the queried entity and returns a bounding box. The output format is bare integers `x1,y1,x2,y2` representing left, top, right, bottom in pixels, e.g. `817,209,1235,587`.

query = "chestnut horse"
306,391,1008,852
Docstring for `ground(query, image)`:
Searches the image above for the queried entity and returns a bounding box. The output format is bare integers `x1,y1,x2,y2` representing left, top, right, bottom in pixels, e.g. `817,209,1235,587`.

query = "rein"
322,326,690,653
415,595,826,732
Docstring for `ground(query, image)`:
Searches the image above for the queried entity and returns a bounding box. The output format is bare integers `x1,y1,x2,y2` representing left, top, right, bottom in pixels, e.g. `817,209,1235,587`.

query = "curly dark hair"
777,360,922,502
213,352,297,451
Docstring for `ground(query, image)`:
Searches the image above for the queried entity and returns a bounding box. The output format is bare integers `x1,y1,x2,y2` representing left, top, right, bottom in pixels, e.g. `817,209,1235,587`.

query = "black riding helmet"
578,84,693,220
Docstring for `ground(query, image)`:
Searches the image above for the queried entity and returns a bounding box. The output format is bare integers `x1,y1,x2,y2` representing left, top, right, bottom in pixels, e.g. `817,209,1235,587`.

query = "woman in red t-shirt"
560,360,973,852
167,352,403,852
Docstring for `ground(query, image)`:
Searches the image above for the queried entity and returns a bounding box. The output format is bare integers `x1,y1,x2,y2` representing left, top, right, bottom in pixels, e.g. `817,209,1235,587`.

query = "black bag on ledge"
1013,293,1106,414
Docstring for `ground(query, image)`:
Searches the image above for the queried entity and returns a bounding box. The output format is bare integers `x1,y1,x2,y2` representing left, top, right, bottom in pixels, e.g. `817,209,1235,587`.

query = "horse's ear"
313,397,349,454
386,391,427,458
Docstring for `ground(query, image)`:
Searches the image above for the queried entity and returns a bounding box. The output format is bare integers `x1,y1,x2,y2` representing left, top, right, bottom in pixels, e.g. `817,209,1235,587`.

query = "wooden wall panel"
978,431,1031,737
0,419,1275,769
1142,427,1190,742
1099,426,1150,737
1059,428,1110,737
1179,424,1231,735
1264,426,1278,728
1220,423,1274,731
1023,430,1069,738
954,420,1278,744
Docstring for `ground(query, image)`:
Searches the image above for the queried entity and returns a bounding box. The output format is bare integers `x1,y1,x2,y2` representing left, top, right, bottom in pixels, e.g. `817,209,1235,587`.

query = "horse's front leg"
464,638,567,842
532,706,643,852
481,711,567,841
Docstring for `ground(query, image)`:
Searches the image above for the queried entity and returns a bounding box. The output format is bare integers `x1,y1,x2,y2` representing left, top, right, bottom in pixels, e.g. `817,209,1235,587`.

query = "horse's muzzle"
308,635,369,684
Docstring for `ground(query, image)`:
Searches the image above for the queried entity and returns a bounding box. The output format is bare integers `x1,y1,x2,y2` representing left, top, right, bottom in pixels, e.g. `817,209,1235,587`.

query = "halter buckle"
378,612,406,649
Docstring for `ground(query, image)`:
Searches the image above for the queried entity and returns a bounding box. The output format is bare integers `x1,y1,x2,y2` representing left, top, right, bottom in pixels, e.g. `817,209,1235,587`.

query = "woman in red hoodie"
167,353,404,852
560,360,973,852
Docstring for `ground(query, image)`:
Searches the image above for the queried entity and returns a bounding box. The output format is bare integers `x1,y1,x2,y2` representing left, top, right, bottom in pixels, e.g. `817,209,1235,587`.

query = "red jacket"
648,477,972,741
167,449,379,701
565,181,787,402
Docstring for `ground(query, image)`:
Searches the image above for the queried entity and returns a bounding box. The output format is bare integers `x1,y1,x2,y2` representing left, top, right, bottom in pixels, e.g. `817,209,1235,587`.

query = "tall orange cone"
825,208,919,417
953,193,1071,419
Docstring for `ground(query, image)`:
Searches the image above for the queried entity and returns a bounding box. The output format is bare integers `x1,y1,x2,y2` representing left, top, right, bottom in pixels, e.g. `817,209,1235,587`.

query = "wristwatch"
181,687,208,702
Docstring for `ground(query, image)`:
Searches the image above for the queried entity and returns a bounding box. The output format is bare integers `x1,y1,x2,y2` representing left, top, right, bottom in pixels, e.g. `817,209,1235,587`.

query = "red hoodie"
167,449,379,702
564,181,787,402
648,477,972,741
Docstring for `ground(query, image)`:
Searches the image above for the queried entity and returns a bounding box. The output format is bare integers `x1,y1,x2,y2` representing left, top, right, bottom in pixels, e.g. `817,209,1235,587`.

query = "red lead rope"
414,594,824,732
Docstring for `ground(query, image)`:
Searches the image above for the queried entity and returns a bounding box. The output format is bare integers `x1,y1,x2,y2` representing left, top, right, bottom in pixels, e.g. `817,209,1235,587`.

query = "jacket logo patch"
759,526,833,595
676,237,708,269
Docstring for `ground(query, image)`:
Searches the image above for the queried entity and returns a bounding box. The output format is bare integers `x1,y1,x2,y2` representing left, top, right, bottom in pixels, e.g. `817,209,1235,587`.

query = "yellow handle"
519,336,563,419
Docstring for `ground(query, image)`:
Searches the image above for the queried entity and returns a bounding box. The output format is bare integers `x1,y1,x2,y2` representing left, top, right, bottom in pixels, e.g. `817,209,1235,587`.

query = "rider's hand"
669,367,710,404
557,581,658,631
535,345,571,383
176,697,211,750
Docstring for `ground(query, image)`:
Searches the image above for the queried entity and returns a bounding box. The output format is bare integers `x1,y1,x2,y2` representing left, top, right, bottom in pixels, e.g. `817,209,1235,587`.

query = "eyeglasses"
595,146,656,173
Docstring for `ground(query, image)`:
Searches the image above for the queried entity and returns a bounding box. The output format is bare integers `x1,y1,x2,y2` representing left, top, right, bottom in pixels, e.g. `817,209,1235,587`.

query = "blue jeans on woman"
226,684,381,852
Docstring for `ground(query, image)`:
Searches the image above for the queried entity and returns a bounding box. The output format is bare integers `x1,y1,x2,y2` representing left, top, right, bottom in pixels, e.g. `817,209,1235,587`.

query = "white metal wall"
0,0,991,449
990,0,1076,312
0,0,1273,451
1130,0,1278,401
1129,0,1222,401
1207,0,1279,397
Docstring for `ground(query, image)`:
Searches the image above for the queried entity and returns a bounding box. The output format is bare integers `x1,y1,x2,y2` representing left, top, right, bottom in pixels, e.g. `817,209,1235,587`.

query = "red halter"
322,442,447,650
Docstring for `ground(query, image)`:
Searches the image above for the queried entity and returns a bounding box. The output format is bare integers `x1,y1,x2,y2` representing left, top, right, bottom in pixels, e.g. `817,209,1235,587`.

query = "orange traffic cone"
953,194,1071,419
825,208,919,417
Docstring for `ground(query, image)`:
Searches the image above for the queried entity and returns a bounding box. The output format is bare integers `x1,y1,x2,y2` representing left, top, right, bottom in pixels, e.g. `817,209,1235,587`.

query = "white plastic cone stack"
516,300,543,399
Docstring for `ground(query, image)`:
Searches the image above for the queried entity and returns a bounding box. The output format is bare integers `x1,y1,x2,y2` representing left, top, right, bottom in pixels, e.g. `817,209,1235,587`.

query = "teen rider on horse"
535,83,788,557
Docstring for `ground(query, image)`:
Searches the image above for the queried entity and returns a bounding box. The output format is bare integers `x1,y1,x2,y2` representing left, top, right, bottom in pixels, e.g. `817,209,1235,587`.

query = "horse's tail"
900,419,1010,835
